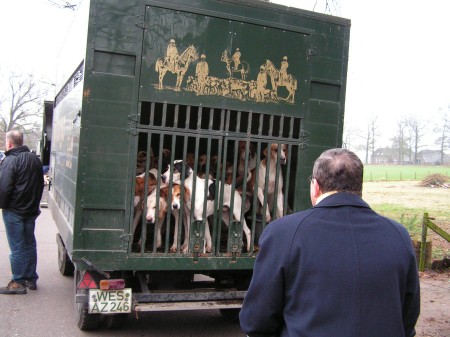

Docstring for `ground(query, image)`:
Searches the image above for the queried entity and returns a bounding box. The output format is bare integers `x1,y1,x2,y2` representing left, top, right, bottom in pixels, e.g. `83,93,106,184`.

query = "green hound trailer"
45,0,350,330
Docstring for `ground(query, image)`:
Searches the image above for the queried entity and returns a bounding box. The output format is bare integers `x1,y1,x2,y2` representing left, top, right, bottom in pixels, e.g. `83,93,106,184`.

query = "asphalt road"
0,197,245,337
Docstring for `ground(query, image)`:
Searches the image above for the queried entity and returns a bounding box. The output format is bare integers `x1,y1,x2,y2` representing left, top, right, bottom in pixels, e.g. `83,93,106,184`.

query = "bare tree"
351,116,379,164
391,119,410,164
342,124,361,150
0,73,51,149
313,0,341,15
367,117,380,164
434,107,450,164
405,116,426,164
48,0,77,10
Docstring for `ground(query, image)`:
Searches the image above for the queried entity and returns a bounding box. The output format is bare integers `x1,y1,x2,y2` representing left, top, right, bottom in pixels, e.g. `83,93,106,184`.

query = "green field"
364,165,450,182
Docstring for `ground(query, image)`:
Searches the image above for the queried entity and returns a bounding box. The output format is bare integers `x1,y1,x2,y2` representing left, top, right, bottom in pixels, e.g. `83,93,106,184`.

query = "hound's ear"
183,187,191,203
263,147,268,157
159,187,169,199
158,205,166,220
136,177,144,191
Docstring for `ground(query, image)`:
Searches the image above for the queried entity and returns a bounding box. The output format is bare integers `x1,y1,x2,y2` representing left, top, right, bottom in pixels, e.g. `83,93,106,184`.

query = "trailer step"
134,300,242,312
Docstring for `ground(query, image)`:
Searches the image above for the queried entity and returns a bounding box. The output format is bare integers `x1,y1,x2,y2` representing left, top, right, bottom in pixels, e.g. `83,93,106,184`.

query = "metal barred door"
131,101,306,259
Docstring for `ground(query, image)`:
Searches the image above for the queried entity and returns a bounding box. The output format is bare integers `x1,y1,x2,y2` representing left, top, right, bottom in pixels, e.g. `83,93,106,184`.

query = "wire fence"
363,165,450,182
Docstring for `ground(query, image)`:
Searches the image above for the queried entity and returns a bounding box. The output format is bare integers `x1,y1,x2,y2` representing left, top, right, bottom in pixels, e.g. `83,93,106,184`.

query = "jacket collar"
313,191,370,209
5,145,30,156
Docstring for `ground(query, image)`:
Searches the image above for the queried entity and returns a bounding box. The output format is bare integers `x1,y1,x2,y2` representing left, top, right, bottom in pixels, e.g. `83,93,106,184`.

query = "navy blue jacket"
0,145,44,216
240,192,420,337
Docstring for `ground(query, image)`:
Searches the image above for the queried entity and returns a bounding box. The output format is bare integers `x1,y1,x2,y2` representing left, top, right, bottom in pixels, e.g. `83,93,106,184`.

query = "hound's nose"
161,175,167,183
173,204,179,209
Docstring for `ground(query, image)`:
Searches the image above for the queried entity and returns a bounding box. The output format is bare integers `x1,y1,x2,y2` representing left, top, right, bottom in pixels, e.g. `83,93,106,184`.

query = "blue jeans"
2,210,39,284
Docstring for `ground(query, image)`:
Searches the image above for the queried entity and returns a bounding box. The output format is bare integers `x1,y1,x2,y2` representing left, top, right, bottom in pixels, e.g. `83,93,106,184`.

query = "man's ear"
312,179,321,198
310,178,322,207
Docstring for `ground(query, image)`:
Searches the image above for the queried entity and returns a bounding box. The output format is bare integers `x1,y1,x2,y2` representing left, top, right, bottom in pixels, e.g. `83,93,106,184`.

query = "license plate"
88,288,132,314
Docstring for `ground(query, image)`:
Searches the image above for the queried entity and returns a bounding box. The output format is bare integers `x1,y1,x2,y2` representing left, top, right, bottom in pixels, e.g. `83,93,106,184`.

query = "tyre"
56,234,74,276
219,308,240,322
103,313,129,329
75,268,101,330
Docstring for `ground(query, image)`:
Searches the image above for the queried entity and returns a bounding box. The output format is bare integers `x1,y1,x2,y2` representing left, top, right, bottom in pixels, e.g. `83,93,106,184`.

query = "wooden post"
419,213,429,272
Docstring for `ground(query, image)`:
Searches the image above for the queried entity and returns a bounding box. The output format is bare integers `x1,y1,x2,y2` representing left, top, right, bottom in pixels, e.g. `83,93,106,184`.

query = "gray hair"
312,148,363,197
6,130,24,148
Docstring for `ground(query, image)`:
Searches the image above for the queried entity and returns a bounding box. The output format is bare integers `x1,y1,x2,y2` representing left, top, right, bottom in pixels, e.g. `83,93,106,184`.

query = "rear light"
99,279,126,290
77,271,98,289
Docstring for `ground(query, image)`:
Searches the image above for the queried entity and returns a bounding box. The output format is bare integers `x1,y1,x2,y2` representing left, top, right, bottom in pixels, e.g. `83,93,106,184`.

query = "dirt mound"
418,174,449,188
431,257,450,271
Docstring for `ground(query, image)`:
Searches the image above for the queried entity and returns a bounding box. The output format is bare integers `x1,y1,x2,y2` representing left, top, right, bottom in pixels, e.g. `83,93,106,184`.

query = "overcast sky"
274,0,450,150
1,0,449,150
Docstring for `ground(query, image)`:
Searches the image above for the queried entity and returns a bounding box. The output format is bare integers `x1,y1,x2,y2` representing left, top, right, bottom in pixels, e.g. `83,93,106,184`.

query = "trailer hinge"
308,47,318,56
191,220,206,263
121,234,131,242
299,130,310,149
127,128,138,136
135,10,145,29
128,113,139,122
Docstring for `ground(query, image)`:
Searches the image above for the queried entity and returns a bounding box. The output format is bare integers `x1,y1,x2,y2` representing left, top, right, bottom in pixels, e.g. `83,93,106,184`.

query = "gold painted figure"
264,59,297,103
232,48,241,70
166,39,179,72
221,49,250,81
195,54,209,95
154,42,296,104
256,65,268,102
155,43,198,91
280,56,289,84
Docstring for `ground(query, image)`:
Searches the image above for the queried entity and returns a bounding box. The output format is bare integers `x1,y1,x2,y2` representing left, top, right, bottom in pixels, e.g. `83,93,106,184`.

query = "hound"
208,180,252,252
136,149,155,175
145,187,169,249
169,183,191,253
257,143,287,222
134,168,158,207
132,168,160,243
164,160,251,253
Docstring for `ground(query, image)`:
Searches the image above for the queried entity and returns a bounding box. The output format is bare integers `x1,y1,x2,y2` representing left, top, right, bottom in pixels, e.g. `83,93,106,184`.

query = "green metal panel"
49,0,350,272
140,5,310,116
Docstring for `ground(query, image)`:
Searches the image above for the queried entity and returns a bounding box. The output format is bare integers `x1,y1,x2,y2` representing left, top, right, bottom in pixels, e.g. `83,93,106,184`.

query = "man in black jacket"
240,148,420,337
0,130,44,294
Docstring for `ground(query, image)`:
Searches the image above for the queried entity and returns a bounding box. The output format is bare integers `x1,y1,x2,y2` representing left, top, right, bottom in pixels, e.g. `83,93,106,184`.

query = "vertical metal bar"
170,134,182,253
283,117,295,213
160,134,171,253
181,134,190,253
149,102,156,126
217,111,232,254
170,105,182,253
140,131,152,254
215,110,226,252
261,141,271,226
204,137,213,252
272,116,284,218
161,103,167,127
419,212,428,272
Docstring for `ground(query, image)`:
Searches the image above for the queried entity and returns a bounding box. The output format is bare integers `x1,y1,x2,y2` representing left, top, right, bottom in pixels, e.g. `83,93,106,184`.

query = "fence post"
419,213,428,272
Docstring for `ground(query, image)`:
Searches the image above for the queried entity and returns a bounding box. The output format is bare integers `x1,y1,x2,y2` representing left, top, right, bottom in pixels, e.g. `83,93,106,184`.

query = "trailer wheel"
75,268,101,330
219,308,240,322
56,234,74,276
103,313,129,329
